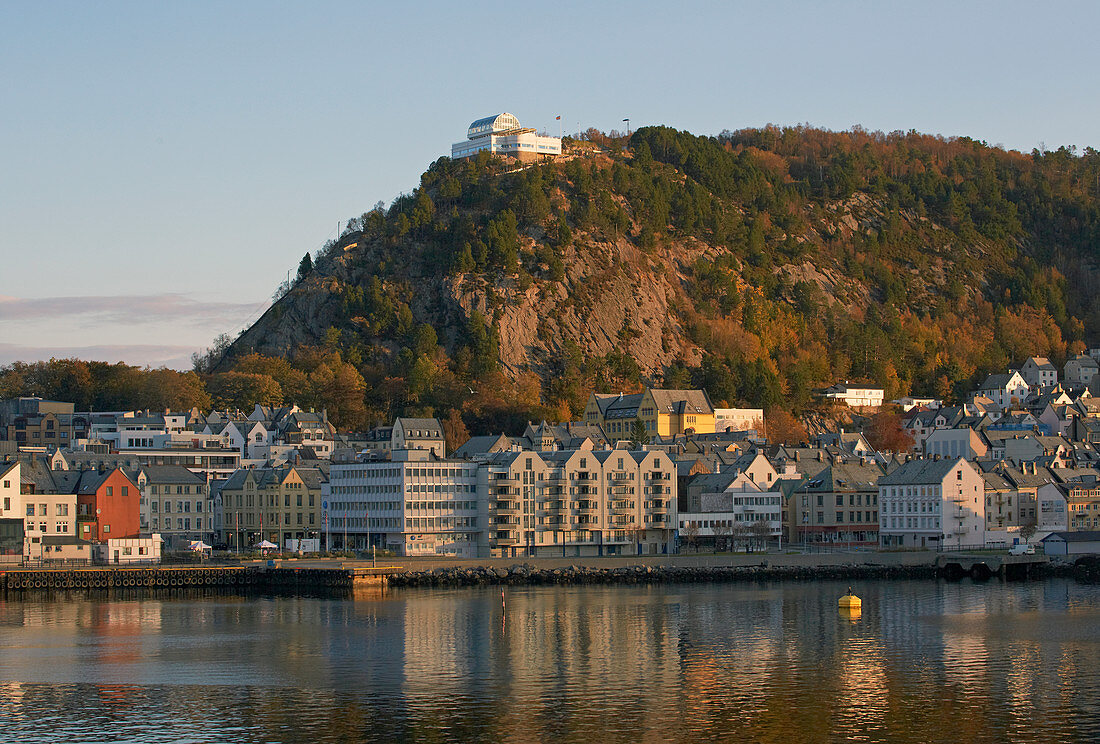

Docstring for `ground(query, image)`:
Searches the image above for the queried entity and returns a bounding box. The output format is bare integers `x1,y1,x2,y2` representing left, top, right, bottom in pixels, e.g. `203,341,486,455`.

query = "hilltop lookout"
451,112,562,162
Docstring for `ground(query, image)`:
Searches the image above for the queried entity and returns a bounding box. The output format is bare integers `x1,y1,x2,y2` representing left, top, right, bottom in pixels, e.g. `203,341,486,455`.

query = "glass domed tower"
451,113,561,161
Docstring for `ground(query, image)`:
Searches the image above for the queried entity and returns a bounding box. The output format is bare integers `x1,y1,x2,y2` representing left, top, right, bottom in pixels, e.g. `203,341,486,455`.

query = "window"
122,486,128,498
104,524,111,533
26,504,35,516
106,486,113,497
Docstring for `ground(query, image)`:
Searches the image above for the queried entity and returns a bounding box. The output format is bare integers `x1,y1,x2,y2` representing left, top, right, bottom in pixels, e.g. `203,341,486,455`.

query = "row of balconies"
489,522,674,546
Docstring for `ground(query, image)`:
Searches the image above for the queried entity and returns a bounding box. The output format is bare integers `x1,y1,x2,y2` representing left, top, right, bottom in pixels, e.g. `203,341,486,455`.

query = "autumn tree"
441,408,471,455
864,409,915,453
765,408,808,445
207,371,283,411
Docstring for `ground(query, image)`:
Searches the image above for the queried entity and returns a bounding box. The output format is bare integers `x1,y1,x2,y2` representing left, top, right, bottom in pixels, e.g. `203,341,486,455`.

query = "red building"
76,468,141,541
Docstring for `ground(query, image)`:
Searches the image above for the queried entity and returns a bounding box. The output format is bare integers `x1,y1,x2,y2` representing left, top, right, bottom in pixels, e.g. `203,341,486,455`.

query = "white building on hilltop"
451,113,562,162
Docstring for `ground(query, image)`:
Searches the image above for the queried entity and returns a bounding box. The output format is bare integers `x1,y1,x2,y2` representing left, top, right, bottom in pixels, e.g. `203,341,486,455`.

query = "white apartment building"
326,446,677,558
878,457,985,549
451,113,562,162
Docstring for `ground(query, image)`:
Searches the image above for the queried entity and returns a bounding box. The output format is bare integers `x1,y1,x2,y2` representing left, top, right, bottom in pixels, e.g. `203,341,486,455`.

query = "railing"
544,500,567,513
494,501,521,515
577,500,598,512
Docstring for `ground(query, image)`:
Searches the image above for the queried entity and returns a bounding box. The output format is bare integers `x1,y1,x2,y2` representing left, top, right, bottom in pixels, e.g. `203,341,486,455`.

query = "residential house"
135,465,211,549
75,467,142,542
923,427,989,460
1020,357,1059,388
1065,354,1100,386
974,372,1029,411
818,383,885,408
391,417,446,457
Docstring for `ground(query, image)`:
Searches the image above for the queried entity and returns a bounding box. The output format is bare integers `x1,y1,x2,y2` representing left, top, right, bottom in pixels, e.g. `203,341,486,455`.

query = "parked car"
1009,543,1035,555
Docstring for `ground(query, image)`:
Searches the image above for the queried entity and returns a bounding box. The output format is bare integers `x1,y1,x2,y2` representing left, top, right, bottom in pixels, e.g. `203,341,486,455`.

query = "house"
1041,530,1100,556
878,457,985,549
391,418,446,457
815,431,875,456
75,467,142,542
1033,482,1069,539
923,427,988,460
1065,354,1100,386
974,371,1029,411
818,383,885,408
1019,357,1059,388
892,397,942,412
713,408,764,433
135,465,211,550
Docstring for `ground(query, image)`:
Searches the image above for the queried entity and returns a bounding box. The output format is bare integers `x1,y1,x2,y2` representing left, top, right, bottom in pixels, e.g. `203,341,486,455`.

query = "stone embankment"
389,562,936,589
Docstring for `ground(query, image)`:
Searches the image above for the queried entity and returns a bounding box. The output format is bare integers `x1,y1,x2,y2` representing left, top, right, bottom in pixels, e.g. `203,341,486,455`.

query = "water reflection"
0,579,1097,743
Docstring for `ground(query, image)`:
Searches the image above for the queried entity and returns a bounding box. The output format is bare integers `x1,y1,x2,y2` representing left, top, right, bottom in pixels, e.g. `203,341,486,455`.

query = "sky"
2,1,1098,370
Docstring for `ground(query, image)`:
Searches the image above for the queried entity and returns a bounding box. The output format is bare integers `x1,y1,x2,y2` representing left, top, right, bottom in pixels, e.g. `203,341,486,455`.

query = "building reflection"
0,581,1097,742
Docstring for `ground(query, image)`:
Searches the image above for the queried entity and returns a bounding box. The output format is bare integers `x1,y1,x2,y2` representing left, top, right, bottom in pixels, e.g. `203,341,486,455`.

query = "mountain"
213,125,1100,428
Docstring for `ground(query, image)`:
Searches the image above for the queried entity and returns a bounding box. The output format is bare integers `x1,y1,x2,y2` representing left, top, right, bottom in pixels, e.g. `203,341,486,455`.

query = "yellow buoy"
838,587,862,611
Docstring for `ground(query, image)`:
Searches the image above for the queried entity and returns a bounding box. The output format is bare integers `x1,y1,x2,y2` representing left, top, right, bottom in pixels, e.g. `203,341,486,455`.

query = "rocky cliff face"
219,125,1093,410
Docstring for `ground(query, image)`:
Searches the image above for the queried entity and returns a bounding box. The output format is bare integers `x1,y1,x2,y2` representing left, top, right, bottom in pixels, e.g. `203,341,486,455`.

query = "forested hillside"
7,125,1099,432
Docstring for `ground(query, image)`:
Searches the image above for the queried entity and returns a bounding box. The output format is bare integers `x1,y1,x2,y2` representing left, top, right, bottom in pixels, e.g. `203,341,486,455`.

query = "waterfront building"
218,464,327,550
327,449,479,556
75,467,142,542
791,460,883,545
326,445,677,558
451,113,561,162
878,457,985,549
134,465,211,550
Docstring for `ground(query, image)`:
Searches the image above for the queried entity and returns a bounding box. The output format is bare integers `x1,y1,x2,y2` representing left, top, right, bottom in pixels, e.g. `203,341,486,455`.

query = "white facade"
451,113,561,161
879,458,986,549
327,450,480,557
713,408,764,432
975,371,1030,410
822,384,885,408
93,535,162,564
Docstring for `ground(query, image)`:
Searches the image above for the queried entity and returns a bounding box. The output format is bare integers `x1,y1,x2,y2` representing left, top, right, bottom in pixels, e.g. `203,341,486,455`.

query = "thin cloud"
0,293,268,328
0,343,200,371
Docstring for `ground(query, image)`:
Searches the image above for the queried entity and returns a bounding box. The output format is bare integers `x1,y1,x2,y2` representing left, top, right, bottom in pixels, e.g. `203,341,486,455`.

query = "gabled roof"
648,388,714,416
802,461,883,492
879,457,967,485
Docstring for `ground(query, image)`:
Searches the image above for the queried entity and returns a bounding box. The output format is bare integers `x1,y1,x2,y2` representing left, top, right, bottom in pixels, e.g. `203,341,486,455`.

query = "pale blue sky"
2,1,1098,368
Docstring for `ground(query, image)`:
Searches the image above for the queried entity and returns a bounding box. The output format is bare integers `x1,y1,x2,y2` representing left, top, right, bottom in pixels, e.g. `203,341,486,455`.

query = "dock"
935,552,1048,580
0,564,404,596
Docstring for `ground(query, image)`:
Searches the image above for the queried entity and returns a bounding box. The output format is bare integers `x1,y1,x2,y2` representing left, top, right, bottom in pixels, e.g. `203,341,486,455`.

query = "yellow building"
219,465,327,549
584,388,716,439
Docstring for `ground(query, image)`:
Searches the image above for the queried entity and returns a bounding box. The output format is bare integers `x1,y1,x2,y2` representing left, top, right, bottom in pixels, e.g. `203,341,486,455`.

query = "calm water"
1,579,1098,743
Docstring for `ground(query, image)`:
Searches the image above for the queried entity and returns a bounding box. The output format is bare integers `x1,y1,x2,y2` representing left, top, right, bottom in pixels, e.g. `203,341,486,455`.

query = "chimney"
816,451,824,462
